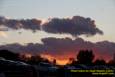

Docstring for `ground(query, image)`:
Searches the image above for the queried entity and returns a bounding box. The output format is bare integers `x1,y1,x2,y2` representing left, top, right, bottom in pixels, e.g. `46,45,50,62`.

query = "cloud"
0,16,103,36
0,37,114,61
0,25,9,31
43,16,103,36
0,16,41,32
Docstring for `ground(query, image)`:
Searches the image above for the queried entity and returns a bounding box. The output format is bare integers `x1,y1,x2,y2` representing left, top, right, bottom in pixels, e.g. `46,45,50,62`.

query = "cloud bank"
0,37,114,61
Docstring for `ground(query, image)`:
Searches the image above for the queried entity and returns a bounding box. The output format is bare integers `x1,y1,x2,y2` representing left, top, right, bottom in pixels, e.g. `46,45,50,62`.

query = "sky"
0,0,115,65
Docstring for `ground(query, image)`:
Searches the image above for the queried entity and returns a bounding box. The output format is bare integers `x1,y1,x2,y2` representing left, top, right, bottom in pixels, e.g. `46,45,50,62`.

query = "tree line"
0,49,115,66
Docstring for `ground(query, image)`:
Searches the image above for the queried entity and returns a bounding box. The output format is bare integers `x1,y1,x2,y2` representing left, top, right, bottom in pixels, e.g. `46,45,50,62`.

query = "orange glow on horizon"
56,59,69,65
40,52,112,65
40,53,70,65
24,53,32,58
20,51,112,65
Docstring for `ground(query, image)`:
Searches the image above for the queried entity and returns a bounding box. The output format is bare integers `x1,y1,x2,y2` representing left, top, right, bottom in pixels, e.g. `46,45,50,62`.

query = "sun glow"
40,54,69,65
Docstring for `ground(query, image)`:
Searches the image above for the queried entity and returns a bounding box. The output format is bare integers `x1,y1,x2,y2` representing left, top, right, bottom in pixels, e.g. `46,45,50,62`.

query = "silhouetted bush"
108,60,115,66
94,59,106,65
27,55,50,65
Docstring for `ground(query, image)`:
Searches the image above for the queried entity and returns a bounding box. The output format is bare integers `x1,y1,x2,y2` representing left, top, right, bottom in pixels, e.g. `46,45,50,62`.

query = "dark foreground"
0,59,115,77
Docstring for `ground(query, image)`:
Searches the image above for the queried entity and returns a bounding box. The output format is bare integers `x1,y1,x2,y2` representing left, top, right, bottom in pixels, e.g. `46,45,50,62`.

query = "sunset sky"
0,0,115,65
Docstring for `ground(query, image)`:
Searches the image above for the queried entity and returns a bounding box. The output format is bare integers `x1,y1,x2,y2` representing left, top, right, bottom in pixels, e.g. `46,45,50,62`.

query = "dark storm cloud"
0,15,103,36
0,37,115,60
0,16,41,32
0,27,8,31
43,16,103,36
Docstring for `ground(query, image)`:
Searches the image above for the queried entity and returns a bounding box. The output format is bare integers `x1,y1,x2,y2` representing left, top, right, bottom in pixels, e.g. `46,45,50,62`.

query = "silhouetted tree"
94,59,106,65
108,60,115,66
69,60,78,66
27,55,43,64
77,50,95,65
53,59,56,65
66,58,78,66
43,58,50,63
27,55,50,65
0,49,19,60
69,58,74,63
